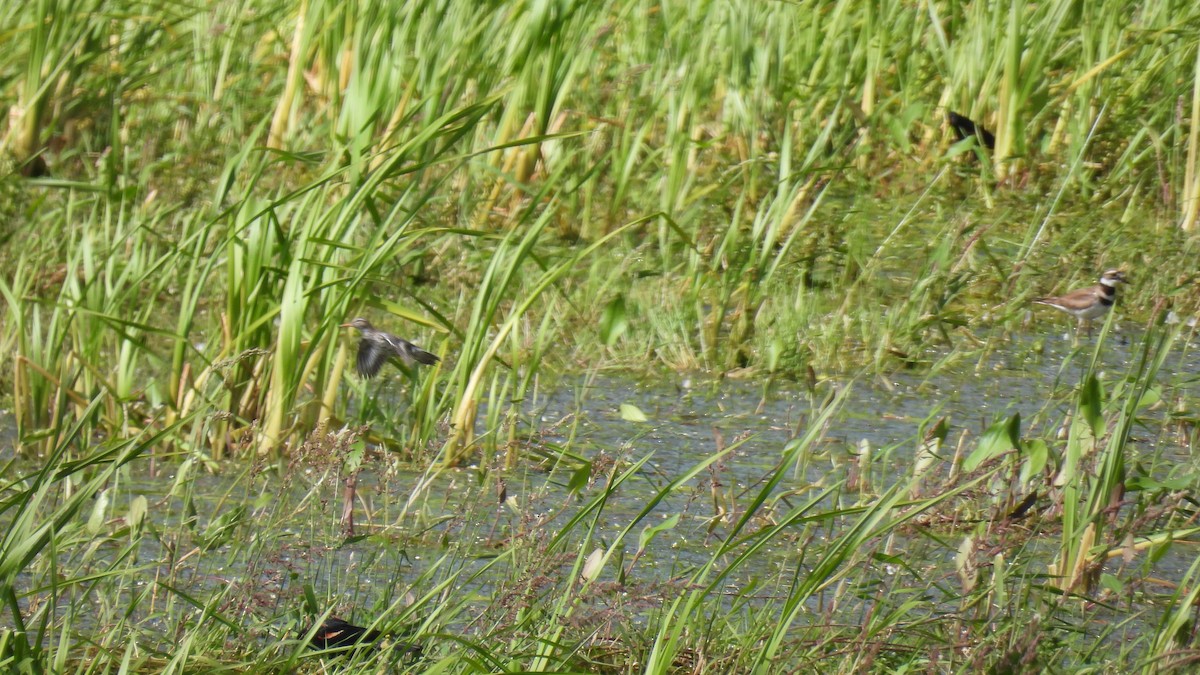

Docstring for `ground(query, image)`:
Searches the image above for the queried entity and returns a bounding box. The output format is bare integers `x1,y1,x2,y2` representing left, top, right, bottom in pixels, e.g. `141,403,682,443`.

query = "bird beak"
339,322,353,328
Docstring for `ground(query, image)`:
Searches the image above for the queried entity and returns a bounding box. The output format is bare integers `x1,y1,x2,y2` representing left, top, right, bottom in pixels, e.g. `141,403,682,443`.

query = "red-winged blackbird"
340,317,440,378
307,616,425,660
308,617,381,653
947,111,996,150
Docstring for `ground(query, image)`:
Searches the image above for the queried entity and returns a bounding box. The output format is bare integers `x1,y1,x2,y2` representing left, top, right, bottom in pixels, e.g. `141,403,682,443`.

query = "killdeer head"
1033,269,1127,325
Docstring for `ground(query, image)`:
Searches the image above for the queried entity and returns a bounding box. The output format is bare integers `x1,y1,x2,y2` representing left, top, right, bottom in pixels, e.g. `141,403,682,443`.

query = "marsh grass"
4,0,1200,456
1,352,1199,672
3,0,1200,671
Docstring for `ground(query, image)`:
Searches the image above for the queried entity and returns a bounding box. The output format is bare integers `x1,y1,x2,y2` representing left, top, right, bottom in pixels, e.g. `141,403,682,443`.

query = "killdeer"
1033,269,1127,330
340,317,439,378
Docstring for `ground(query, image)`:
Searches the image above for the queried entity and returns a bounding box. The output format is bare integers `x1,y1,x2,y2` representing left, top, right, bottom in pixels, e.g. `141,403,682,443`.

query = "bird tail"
411,347,440,365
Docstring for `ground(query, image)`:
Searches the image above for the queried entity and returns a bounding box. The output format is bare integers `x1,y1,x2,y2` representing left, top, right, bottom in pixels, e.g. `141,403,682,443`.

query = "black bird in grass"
306,616,425,660
1005,491,1039,521
947,111,996,150
308,617,381,653
340,317,440,378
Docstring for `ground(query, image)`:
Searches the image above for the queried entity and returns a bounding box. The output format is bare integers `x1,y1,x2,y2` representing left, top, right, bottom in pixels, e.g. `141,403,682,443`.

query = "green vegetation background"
2,0,1200,672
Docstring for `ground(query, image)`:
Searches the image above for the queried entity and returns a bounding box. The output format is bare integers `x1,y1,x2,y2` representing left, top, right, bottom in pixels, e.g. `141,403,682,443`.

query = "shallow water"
308,326,1200,645
4,325,1200,657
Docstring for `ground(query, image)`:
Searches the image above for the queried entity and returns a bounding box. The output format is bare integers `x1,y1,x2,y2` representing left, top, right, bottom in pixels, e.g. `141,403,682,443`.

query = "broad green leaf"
1019,439,1049,485
964,414,1020,473
1137,385,1162,409
600,295,628,347
129,495,148,539
197,506,248,552
1127,474,1194,491
1099,573,1124,594
568,462,591,494
1079,375,1103,437
637,513,680,555
619,403,648,423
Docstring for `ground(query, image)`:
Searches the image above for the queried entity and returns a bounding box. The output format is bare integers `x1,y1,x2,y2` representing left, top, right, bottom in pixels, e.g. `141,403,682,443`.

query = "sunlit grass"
2,0,1200,671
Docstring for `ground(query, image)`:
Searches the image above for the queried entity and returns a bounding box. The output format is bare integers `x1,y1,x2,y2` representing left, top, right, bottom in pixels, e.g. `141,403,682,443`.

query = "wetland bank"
4,0,1200,672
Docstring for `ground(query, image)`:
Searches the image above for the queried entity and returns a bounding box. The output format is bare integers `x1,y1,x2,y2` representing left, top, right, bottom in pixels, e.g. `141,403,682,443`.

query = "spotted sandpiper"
340,317,439,378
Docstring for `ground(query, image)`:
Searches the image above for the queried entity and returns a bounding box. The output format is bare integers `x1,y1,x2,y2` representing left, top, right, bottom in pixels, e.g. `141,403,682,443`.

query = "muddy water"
4,326,1200,651
300,327,1200,635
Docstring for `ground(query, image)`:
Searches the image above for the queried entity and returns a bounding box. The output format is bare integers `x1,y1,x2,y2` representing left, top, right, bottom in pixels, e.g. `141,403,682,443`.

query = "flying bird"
340,317,439,378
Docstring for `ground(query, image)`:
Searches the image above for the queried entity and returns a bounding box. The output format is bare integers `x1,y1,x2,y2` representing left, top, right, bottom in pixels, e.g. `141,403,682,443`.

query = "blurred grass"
2,0,1200,671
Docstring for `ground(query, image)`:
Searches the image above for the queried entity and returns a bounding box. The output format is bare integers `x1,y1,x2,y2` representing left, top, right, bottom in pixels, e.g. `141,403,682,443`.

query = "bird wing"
312,618,379,650
1052,285,1102,310
356,341,390,378
1035,285,1101,311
